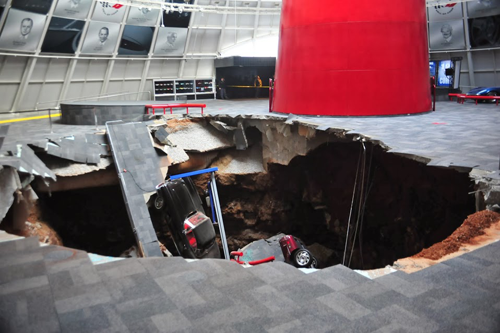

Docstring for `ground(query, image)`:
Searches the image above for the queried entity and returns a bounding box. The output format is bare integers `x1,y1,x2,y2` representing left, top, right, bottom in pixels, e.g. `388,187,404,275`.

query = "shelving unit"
153,79,216,101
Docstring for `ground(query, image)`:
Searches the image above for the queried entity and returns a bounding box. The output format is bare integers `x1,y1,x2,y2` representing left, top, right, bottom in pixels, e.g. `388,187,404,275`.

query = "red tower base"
272,0,431,116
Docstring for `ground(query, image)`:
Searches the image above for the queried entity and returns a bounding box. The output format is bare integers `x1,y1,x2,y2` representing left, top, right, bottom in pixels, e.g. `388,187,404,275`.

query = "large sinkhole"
32,138,476,270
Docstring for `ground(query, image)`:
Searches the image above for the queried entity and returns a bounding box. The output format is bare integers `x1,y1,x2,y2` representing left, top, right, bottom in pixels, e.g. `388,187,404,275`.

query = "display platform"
60,100,158,125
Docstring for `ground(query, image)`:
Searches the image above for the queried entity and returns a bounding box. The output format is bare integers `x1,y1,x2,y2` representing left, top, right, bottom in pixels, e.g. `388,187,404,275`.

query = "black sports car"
466,86,500,101
152,177,220,259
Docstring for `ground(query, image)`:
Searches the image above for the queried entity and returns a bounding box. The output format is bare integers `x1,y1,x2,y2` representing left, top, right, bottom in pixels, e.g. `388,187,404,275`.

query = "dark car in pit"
279,235,318,268
466,86,500,101
152,177,220,259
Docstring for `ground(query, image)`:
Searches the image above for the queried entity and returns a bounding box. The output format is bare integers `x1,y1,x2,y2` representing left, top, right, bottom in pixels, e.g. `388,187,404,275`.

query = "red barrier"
448,93,462,101
272,0,430,116
145,103,206,115
459,96,499,105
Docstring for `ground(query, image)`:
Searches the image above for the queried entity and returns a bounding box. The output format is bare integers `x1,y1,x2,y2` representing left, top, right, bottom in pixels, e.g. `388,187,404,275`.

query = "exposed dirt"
192,141,476,269
413,210,500,260
166,118,201,132
394,210,500,273
1,202,63,246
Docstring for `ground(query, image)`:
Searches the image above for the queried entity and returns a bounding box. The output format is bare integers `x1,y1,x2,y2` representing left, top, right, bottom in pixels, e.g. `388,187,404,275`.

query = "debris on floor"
165,118,234,152
394,210,500,273
210,144,264,175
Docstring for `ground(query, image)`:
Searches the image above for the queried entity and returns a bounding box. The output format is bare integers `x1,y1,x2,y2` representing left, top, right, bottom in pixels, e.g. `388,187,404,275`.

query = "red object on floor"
272,0,430,116
230,251,275,266
461,95,499,105
145,103,206,115
448,93,462,101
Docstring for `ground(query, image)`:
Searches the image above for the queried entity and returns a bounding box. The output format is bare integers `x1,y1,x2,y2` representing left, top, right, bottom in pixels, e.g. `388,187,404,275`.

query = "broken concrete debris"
165,119,234,152
209,120,237,133
234,121,248,150
154,127,171,145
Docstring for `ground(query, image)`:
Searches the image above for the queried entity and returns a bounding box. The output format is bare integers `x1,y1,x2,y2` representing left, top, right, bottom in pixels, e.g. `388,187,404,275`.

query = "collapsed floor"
1,116,486,270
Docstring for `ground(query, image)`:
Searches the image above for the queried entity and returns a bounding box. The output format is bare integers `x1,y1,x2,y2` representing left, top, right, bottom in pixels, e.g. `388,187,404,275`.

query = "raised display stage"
60,100,157,125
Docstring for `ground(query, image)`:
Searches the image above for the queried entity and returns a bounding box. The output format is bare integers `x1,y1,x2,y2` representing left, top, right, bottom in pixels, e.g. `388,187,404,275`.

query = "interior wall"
1,1,497,113
428,2,500,93
0,0,280,113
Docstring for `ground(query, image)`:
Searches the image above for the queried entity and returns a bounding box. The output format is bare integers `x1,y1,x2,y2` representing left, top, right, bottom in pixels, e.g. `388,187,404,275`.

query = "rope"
342,144,362,266
348,141,367,267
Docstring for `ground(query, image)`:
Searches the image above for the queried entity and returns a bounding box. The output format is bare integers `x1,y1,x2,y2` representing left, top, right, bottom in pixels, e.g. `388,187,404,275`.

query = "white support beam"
179,0,199,78
252,0,262,39
217,1,230,54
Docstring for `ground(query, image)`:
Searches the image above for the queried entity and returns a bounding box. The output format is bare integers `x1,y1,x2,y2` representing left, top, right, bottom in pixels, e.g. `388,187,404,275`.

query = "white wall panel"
221,29,253,50
0,84,19,112
86,60,109,80
475,72,496,87
107,79,141,96
203,13,224,27
148,59,180,78
31,59,72,83
145,79,154,96
66,81,103,101
36,83,64,108
124,61,145,79
19,84,43,110
82,81,104,98
47,59,71,81
72,60,91,81
182,59,198,77
31,58,51,82
473,52,496,71
189,29,220,53
227,14,254,27
0,57,28,82
111,61,127,80
460,73,470,90
196,59,215,77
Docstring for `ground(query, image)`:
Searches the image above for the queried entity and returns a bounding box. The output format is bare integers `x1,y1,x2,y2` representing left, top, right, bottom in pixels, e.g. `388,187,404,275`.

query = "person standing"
219,77,227,99
254,75,262,98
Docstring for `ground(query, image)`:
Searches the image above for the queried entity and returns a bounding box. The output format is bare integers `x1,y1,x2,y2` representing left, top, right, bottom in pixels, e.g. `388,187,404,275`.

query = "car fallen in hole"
151,177,220,259
279,235,318,268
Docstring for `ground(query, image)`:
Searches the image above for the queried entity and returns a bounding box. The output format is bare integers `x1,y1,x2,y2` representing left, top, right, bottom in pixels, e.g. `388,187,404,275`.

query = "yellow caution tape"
0,113,61,124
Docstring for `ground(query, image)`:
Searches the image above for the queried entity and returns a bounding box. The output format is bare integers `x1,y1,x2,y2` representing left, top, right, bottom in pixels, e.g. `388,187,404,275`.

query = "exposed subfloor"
1,100,500,331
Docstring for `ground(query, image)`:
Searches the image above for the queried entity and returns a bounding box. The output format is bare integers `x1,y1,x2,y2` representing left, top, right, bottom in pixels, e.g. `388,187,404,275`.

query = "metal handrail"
35,90,152,110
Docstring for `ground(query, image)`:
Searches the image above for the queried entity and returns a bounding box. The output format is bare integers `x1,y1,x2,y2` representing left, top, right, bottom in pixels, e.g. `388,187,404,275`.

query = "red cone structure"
272,0,431,116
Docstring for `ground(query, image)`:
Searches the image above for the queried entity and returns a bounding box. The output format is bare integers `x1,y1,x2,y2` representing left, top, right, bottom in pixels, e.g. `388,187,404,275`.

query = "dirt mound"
413,210,500,260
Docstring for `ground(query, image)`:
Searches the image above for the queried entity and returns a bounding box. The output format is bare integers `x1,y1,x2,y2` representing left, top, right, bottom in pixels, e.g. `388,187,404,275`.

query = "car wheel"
154,195,164,210
487,92,498,103
310,258,318,269
293,249,312,268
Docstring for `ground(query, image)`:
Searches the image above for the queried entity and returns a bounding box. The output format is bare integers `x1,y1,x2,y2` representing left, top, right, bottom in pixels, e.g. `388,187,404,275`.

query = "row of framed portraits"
429,14,500,51
428,0,500,21
0,2,192,55
2,0,192,26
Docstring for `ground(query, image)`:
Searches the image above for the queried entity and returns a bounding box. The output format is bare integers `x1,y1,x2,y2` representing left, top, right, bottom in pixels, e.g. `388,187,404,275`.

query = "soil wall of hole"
196,141,476,269
35,186,136,257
